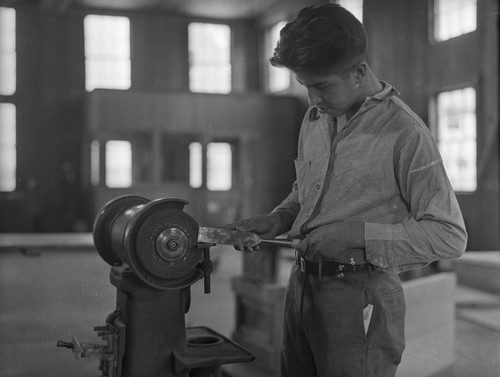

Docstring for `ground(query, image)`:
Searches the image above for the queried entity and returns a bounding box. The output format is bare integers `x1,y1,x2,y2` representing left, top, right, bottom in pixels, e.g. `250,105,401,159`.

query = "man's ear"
353,62,367,84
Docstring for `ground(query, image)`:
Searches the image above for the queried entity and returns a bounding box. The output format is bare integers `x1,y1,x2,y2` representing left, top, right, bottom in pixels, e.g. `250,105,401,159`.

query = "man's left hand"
295,222,365,261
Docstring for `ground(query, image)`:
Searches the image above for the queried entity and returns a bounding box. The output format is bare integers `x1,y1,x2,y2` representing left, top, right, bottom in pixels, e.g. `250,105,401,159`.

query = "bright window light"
189,142,203,188
105,140,132,188
0,103,16,192
0,7,16,95
84,15,131,91
207,142,232,191
436,87,476,192
90,140,100,186
434,0,476,42
339,0,363,22
188,23,231,94
267,21,290,93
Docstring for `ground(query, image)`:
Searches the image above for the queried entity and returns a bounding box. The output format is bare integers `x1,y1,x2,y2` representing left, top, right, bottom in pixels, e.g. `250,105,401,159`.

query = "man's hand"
225,212,292,251
295,222,365,261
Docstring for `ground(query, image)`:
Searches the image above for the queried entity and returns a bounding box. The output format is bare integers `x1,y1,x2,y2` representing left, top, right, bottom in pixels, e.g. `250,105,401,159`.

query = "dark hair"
270,3,367,74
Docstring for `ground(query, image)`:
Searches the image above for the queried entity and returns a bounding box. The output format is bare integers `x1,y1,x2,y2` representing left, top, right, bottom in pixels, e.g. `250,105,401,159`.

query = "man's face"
295,66,361,119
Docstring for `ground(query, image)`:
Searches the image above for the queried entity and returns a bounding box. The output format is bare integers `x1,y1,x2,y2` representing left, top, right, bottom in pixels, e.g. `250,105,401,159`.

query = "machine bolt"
167,239,179,251
155,228,189,261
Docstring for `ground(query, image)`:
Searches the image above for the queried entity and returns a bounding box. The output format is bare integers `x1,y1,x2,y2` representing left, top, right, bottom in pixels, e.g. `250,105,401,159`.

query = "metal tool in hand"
198,227,294,248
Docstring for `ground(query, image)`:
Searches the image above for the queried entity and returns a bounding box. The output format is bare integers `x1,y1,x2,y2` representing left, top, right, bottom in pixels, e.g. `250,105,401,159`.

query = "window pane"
90,140,100,186
84,15,131,91
436,87,476,191
434,0,476,42
339,0,363,22
0,7,16,95
0,103,16,191
207,142,232,191
105,140,132,188
188,23,231,94
189,142,203,188
267,21,290,93
86,60,131,91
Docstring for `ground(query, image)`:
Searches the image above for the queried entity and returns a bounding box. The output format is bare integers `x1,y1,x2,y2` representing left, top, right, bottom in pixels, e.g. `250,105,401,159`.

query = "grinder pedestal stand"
57,195,254,377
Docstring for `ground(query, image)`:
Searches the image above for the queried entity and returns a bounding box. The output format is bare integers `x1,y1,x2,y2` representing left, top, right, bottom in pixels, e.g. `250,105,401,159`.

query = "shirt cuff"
364,222,392,268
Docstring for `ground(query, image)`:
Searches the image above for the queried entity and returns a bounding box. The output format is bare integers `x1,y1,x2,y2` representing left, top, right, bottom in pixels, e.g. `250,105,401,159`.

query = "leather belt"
296,256,373,278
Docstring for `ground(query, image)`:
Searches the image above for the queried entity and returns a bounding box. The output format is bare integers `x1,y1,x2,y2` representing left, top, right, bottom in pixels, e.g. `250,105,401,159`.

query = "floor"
0,245,499,377
430,286,500,377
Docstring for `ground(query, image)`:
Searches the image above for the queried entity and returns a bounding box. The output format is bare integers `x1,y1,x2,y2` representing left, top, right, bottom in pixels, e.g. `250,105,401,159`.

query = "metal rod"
260,238,294,248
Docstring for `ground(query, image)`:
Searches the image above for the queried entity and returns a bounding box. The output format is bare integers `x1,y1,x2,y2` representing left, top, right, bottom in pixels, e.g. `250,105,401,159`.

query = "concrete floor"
0,246,499,377
431,286,500,377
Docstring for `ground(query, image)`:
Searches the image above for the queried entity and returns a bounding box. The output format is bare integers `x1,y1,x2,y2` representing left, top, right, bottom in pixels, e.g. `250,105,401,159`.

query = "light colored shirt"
273,82,467,273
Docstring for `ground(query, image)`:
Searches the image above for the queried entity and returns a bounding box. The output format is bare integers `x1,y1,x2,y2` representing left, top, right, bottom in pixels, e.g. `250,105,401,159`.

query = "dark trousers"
281,264,406,377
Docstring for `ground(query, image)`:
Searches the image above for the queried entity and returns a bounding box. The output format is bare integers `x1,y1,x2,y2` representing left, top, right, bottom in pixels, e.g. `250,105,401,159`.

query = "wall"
364,0,499,250
84,90,303,227
0,3,271,232
1,0,498,251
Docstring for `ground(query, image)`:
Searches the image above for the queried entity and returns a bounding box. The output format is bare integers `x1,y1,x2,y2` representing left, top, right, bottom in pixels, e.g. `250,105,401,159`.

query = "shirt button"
305,215,309,219
316,184,321,189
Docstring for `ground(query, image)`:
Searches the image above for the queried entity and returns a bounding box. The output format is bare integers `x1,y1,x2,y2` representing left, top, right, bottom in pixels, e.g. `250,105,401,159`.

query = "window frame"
188,139,237,191
0,102,17,192
0,6,16,96
188,22,232,94
84,14,131,92
431,85,477,193
430,0,477,43
104,139,133,188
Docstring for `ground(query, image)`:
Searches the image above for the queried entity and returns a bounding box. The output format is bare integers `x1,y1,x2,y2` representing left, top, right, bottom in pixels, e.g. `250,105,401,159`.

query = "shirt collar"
351,81,399,118
316,81,399,127
366,81,399,103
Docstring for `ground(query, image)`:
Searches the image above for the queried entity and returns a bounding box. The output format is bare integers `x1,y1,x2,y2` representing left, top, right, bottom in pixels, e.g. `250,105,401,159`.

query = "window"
207,142,232,191
0,103,16,192
188,23,231,94
266,21,290,93
189,141,234,191
189,142,203,188
339,0,363,22
436,87,476,192
84,15,131,91
0,7,16,95
434,0,476,42
105,140,132,188
90,140,100,186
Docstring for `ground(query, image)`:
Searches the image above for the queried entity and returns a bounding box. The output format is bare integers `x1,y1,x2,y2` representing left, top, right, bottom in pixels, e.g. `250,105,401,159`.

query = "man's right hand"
225,212,292,251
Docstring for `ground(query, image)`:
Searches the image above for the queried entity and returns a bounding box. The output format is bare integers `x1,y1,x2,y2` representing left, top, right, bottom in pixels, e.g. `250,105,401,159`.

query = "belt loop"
300,257,306,273
317,256,323,280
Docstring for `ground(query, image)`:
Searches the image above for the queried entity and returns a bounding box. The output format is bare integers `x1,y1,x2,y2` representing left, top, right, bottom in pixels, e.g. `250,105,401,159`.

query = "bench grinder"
57,195,254,377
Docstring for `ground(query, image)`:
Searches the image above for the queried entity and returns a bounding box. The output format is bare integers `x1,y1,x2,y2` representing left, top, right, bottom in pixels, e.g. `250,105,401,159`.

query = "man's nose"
307,88,322,107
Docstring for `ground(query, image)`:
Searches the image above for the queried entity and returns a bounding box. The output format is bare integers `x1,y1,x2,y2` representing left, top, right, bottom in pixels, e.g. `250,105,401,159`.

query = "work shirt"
273,82,467,274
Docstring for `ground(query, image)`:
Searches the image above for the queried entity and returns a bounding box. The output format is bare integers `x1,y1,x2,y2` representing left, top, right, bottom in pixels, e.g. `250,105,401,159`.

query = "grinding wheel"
123,198,202,289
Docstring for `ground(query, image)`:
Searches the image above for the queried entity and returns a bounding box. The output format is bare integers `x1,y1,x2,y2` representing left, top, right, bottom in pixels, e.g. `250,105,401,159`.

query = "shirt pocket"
294,159,311,205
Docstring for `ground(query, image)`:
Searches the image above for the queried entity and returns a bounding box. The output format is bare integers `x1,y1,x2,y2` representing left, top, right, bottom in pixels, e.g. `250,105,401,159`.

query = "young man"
227,4,467,377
